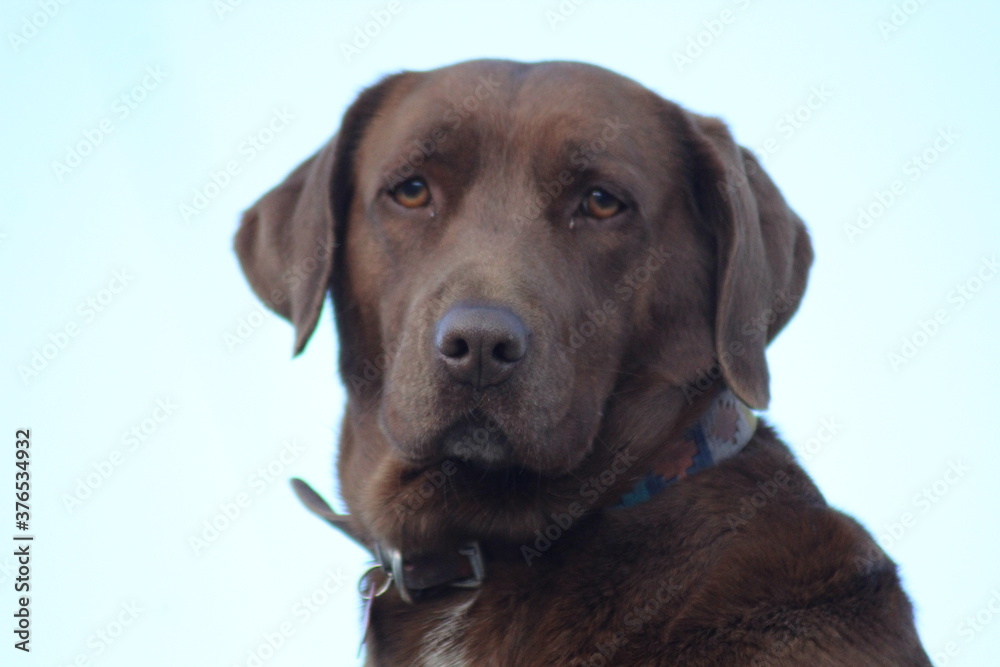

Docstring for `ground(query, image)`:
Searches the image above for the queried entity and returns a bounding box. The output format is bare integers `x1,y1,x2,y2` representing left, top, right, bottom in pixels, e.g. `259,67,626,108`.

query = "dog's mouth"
437,413,513,470
380,381,595,477
376,411,604,546
390,410,544,483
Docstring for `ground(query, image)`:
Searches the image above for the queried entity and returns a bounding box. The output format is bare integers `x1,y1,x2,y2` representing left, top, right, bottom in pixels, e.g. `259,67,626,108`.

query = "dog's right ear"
234,138,338,355
234,75,402,355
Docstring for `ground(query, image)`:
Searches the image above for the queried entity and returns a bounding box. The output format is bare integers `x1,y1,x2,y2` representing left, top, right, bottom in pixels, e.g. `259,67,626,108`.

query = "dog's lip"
384,408,518,467
380,406,587,478
393,419,540,480
439,418,513,468
384,432,511,474
388,427,586,480
394,443,521,479
399,456,544,486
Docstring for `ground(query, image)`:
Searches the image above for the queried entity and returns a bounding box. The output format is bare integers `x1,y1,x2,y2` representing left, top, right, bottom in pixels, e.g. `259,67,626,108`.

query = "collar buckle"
453,541,486,588
374,540,485,604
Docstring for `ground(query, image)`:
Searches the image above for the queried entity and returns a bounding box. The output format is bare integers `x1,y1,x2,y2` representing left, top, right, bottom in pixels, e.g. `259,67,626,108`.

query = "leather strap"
290,478,485,603
290,477,370,547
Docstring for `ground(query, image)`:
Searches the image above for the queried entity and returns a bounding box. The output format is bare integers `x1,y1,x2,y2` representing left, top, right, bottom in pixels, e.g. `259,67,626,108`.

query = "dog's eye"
581,189,624,219
390,178,431,208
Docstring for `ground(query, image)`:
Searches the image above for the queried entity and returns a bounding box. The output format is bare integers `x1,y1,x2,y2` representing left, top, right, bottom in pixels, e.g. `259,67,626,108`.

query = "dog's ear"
683,114,813,410
234,139,338,354
234,75,401,354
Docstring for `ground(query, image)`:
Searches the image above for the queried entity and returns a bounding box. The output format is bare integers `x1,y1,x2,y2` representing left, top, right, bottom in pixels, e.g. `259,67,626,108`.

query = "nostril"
492,339,525,364
492,342,510,363
439,335,470,359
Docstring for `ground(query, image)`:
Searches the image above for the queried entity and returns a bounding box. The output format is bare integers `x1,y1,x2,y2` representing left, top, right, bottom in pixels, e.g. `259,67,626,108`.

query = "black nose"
435,305,529,388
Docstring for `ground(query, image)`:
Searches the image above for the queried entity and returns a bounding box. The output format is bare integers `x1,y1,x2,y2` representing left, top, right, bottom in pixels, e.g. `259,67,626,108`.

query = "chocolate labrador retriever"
236,60,930,665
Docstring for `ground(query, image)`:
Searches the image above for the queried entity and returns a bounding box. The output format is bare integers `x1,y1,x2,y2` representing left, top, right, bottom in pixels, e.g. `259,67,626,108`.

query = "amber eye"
391,178,431,208
581,189,624,219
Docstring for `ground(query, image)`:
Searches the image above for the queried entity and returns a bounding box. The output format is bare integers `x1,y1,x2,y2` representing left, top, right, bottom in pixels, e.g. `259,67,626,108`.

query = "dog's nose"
435,305,529,388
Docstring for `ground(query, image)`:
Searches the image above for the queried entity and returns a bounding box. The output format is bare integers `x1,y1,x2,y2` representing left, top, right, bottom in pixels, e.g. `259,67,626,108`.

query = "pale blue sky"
3,1,998,665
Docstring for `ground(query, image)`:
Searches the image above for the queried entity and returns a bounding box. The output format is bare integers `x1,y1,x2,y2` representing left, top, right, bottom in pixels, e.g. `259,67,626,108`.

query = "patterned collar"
615,389,758,508
291,388,758,610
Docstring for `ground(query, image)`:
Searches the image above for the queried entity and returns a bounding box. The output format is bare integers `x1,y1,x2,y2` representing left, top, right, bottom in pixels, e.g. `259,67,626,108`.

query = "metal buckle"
453,541,485,588
372,541,485,604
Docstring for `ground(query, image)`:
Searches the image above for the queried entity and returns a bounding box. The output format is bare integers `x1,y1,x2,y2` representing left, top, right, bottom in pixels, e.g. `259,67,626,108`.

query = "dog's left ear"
682,113,813,410
234,75,402,354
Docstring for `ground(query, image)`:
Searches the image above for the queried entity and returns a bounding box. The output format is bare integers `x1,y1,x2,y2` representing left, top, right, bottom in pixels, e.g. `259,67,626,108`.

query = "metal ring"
358,564,393,600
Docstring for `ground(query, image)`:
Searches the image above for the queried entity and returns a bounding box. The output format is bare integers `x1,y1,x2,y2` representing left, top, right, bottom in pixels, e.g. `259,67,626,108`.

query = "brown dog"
236,60,930,665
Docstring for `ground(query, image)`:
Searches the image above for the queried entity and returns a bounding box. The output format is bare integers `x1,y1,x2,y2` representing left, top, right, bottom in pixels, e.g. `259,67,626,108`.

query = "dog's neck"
615,388,757,507
290,387,757,606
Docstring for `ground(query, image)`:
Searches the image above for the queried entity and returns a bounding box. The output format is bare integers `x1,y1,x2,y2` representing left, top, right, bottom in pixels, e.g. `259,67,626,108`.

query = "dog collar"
289,478,486,605
289,388,756,604
615,388,758,508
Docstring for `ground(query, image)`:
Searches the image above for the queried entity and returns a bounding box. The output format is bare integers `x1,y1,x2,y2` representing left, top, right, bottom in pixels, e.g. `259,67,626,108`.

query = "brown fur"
236,60,930,665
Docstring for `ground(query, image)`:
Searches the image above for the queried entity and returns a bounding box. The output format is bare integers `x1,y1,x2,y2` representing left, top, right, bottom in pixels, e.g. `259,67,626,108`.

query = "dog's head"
236,60,811,551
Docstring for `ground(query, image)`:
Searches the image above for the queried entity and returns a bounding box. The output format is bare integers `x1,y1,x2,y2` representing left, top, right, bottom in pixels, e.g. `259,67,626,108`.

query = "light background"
2,1,998,665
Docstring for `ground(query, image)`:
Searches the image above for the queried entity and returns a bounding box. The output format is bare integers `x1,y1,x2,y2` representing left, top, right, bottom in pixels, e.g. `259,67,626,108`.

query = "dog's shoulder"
602,427,930,665
511,428,925,665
